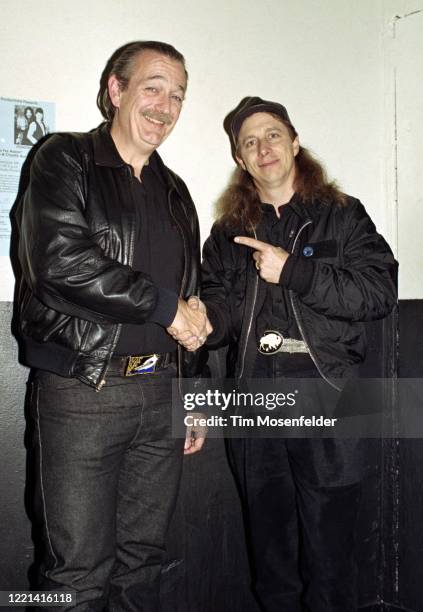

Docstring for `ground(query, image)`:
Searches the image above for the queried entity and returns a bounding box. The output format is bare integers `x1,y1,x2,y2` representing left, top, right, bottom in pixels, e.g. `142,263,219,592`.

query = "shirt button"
302,245,314,257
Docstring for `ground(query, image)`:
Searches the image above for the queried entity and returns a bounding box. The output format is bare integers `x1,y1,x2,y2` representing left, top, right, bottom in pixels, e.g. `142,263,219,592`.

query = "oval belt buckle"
258,330,284,355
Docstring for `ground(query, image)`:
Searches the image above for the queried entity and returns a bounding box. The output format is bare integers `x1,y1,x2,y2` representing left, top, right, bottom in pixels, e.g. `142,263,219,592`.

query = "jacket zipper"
237,229,260,380
288,220,342,392
96,167,135,391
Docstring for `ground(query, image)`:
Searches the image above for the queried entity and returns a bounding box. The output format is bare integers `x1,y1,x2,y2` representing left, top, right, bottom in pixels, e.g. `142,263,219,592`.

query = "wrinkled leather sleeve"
292,199,398,322
18,135,161,325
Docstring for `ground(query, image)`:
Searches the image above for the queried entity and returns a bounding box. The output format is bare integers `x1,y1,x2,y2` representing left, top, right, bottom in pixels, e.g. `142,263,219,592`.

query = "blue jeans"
28,363,183,611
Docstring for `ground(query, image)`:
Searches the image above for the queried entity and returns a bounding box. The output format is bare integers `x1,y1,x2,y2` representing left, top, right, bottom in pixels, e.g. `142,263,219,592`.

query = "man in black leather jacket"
15,41,210,611
192,97,397,612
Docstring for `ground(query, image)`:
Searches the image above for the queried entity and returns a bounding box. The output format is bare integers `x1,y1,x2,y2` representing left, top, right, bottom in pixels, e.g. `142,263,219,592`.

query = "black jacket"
16,124,201,389
201,196,397,390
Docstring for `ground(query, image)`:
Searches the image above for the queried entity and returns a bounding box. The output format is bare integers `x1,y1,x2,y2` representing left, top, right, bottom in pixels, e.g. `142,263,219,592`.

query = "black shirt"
254,201,317,377
114,156,183,355
255,202,302,342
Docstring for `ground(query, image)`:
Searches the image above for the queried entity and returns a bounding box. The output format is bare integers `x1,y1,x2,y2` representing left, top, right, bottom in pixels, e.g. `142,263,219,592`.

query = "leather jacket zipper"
237,229,260,380
288,220,341,392
96,166,135,391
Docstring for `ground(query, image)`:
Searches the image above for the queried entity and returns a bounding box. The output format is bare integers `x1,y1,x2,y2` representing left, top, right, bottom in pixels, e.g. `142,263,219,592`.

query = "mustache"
143,110,173,125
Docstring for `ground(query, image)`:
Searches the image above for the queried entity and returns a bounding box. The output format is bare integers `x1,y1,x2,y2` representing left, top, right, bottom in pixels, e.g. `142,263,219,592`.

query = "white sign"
0,96,55,300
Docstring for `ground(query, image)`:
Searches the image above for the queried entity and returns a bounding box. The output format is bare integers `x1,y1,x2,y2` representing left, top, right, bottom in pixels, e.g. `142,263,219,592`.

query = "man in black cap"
179,97,397,611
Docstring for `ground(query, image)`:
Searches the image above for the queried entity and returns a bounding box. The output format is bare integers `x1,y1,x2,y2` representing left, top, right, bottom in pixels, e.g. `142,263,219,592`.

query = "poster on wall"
0,96,55,301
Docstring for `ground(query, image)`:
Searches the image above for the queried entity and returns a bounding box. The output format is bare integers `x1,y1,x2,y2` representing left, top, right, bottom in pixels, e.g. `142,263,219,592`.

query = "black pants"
28,364,183,612
227,353,363,612
227,437,361,612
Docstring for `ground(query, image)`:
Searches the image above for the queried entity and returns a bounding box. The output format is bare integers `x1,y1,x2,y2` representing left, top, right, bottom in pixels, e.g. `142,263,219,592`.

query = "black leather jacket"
16,124,201,389
201,196,397,390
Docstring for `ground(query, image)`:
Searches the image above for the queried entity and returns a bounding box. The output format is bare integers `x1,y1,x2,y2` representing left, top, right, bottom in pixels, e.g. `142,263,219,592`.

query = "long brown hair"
216,121,346,230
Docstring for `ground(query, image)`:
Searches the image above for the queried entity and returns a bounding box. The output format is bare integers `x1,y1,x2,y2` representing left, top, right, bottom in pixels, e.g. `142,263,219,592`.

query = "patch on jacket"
301,240,337,258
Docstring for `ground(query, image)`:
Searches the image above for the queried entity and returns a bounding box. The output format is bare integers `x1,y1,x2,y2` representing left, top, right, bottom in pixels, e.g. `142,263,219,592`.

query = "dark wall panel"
0,302,32,591
0,301,420,612
396,301,423,612
163,438,258,612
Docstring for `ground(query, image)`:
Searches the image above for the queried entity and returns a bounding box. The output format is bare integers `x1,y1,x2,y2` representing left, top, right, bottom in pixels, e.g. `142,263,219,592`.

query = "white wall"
382,0,423,298
0,0,419,296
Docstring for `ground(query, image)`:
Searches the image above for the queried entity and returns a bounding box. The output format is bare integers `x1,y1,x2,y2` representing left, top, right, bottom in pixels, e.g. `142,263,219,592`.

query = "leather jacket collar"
91,122,126,167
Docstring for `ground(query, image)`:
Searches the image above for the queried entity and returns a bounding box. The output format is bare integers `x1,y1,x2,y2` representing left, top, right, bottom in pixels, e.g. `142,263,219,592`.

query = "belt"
258,331,308,355
107,351,177,376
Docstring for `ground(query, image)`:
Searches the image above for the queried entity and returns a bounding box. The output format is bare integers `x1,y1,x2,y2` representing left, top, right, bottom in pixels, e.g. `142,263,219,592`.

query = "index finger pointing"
234,236,270,251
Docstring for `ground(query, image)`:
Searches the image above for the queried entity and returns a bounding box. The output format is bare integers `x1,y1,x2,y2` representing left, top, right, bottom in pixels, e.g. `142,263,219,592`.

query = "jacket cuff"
146,288,179,327
203,302,227,347
279,255,315,295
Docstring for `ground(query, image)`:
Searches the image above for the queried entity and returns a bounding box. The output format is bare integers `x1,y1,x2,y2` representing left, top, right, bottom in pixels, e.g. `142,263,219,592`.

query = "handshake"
167,296,213,352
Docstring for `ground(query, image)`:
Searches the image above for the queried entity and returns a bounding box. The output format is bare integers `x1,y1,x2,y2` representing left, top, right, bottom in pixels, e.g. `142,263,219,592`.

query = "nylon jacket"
201,196,397,390
16,124,201,389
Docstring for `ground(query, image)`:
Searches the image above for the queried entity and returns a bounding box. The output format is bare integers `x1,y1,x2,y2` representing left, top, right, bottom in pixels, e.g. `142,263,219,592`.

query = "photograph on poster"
14,104,49,146
0,97,54,260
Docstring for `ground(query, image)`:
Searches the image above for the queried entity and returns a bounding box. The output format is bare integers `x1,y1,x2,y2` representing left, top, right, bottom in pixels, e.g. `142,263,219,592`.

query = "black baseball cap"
224,96,297,156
